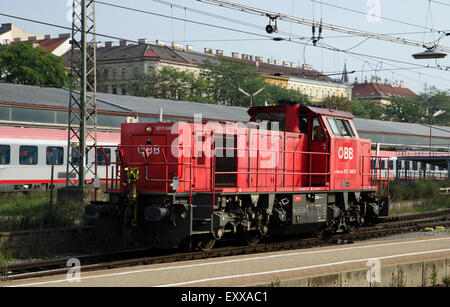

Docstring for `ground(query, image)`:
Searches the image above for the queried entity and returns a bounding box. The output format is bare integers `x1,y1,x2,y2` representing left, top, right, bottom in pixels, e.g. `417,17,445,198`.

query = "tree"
351,99,385,119
126,66,213,103
0,42,69,87
422,87,450,126
256,84,311,107
202,58,265,106
126,58,312,107
321,96,352,112
385,96,427,123
202,58,312,107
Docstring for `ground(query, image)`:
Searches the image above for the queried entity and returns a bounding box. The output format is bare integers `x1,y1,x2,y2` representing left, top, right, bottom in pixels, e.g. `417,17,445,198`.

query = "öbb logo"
338,146,354,160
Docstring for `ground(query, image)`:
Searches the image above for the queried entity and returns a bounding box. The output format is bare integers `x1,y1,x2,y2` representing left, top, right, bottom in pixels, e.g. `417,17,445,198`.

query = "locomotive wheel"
195,236,216,252
313,228,326,239
243,230,261,246
346,222,356,233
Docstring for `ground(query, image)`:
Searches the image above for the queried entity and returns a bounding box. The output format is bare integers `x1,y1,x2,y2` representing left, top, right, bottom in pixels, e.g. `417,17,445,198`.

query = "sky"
2,0,450,93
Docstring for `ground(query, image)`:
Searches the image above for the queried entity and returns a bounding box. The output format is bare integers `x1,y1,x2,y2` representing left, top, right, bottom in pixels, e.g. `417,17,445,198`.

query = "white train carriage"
373,156,448,181
0,126,120,191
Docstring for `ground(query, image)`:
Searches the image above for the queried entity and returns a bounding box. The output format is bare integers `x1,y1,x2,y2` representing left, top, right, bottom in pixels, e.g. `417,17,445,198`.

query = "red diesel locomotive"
86,103,389,250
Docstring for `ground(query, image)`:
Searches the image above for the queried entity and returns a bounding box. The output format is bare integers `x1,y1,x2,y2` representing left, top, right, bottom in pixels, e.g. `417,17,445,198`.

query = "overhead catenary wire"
1,8,450,84
310,0,446,34
318,41,450,84
91,1,450,76
150,0,309,42
196,0,450,52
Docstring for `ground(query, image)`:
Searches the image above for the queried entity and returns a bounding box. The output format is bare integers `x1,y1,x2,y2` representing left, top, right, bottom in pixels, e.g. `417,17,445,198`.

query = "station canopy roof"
0,83,449,140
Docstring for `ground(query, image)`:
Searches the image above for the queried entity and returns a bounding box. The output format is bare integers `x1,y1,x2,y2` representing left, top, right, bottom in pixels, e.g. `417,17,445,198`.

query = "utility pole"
65,0,97,194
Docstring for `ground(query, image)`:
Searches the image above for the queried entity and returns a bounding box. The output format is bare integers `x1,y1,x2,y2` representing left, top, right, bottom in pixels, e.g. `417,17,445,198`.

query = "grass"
0,190,84,232
0,254,9,281
389,180,450,202
389,180,450,216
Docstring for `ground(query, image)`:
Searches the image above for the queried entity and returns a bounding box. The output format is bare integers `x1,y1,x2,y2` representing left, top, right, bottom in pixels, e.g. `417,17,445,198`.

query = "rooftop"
352,82,416,99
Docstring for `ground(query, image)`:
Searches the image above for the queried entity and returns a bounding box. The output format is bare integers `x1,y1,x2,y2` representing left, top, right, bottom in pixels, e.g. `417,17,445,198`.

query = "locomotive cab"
248,103,365,189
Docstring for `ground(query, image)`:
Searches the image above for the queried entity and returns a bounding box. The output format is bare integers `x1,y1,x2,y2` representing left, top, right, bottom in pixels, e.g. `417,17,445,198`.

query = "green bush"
390,180,449,201
0,190,84,231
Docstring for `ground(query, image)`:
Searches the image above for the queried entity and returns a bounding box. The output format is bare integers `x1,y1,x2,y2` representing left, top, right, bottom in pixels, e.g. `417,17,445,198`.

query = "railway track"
3,209,450,282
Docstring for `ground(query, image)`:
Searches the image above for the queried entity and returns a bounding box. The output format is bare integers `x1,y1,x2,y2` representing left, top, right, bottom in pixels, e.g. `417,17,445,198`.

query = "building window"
297,87,300,92
113,68,118,80
303,88,306,95
46,147,64,165
112,86,117,95
347,93,351,99
315,89,319,98
103,69,108,79
121,88,126,95
122,68,126,80
327,91,330,97
309,88,313,97
0,145,10,164
322,90,325,98
19,146,38,165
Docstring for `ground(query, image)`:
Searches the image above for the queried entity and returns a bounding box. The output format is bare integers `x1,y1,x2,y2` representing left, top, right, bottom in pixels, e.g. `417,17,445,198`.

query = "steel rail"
3,209,450,282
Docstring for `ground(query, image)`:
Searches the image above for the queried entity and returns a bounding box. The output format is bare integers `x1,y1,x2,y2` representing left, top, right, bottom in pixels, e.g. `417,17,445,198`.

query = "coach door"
309,117,329,187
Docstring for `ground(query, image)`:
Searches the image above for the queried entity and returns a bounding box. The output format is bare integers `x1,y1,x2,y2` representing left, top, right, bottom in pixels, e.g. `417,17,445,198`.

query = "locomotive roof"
303,106,354,119
248,105,354,119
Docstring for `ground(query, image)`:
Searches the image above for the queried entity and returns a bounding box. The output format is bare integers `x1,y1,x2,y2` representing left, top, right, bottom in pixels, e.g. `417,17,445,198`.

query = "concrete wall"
0,226,94,257
255,258,450,287
0,221,132,258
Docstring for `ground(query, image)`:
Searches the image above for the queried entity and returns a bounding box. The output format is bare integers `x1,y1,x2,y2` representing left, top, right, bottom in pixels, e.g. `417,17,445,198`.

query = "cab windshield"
326,117,355,137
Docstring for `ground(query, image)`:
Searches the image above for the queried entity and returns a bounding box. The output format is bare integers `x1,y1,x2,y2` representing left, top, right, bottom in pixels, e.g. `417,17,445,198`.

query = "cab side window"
298,113,308,133
312,118,325,141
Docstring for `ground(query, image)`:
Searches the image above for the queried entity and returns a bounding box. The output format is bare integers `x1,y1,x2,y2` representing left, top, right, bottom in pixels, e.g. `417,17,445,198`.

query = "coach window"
71,147,89,165
46,147,64,165
96,148,111,164
19,146,38,165
0,145,10,164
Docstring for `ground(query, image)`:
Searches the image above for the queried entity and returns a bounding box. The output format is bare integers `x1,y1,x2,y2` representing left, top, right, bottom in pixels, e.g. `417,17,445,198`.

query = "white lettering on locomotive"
338,146,354,160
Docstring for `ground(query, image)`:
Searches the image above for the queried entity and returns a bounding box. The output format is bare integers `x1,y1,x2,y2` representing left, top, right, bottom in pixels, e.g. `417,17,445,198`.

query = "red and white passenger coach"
0,126,119,191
